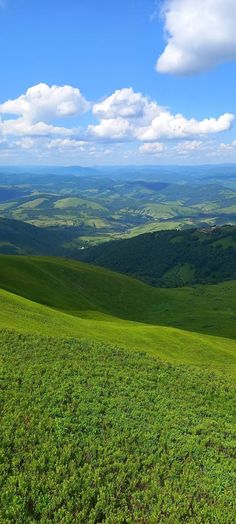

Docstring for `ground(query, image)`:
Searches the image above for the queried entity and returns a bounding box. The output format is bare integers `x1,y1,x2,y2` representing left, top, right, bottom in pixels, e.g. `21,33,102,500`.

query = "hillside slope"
1,283,236,375
0,217,85,256
1,329,235,523
0,255,236,340
79,225,236,287
1,253,236,521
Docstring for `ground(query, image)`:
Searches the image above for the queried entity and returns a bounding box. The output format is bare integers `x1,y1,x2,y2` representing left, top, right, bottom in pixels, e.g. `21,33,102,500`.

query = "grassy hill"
0,254,235,367
0,254,236,341
0,255,236,522
1,284,236,374
79,225,236,287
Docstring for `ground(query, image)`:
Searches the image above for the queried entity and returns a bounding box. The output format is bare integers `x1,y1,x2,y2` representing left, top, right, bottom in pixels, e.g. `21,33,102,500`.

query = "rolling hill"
1,219,236,291
0,167,236,241
79,225,236,287
0,254,235,359
0,254,236,522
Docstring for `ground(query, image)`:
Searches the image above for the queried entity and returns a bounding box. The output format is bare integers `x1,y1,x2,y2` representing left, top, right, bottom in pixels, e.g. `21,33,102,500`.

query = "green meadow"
0,255,236,522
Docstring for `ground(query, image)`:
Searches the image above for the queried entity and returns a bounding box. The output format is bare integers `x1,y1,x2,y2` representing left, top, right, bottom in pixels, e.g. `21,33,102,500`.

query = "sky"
0,0,236,165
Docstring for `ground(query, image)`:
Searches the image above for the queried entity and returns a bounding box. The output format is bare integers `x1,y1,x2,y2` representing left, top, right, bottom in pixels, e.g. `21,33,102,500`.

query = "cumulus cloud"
93,88,158,121
0,83,90,123
88,117,131,140
46,138,87,150
0,84,234,162
139,142,166,155
0,118,73,137
0,83,90,141
90,88,234,141
90,88,158,140
156,0,236,75
136,112,234,141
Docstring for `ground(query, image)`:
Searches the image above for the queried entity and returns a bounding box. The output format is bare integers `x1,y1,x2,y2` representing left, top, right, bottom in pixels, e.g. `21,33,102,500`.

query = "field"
0,254,236,522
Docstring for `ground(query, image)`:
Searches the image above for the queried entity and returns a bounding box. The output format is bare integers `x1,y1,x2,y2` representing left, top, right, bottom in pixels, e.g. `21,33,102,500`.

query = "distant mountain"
0,168,235,241
79,225,236,287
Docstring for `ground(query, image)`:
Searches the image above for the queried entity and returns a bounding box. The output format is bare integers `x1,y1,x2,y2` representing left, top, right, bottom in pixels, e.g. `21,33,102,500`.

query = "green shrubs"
1,329,235,523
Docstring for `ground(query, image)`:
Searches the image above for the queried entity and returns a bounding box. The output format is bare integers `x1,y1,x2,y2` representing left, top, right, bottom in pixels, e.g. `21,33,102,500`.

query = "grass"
0,255,235,339
0,285,236,374
0,256,235,374
1,329,236,523
0,255,236,522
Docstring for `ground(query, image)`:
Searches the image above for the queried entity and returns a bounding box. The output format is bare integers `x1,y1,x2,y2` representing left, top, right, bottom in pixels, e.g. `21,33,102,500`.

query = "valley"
0,166,235,245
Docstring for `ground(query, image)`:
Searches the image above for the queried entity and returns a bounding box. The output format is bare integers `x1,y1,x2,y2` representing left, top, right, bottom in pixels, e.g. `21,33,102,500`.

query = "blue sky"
0,0,236,165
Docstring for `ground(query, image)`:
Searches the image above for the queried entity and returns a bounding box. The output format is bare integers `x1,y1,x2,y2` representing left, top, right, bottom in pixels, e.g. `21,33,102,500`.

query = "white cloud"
0,83,90,139
0,84,234,162
219,140,236,150
14,138,39,150
1,85,232,144
0,118,73,137
174,140,203,155
156,0,236,75
93,88,158,121
90,88,233,141
0,83,90,123
90,88,158,140
88,117,131,140
46,138,87,150
139,142,166,155
136,112,234,141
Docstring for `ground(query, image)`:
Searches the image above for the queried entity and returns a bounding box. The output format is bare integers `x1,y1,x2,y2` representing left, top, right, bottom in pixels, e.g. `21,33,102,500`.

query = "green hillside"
1,219,235,293
1,283,236,373
0,255,236,340
79,225,236,287
0,254,236,522
0,217,63,256
0,217,85,256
